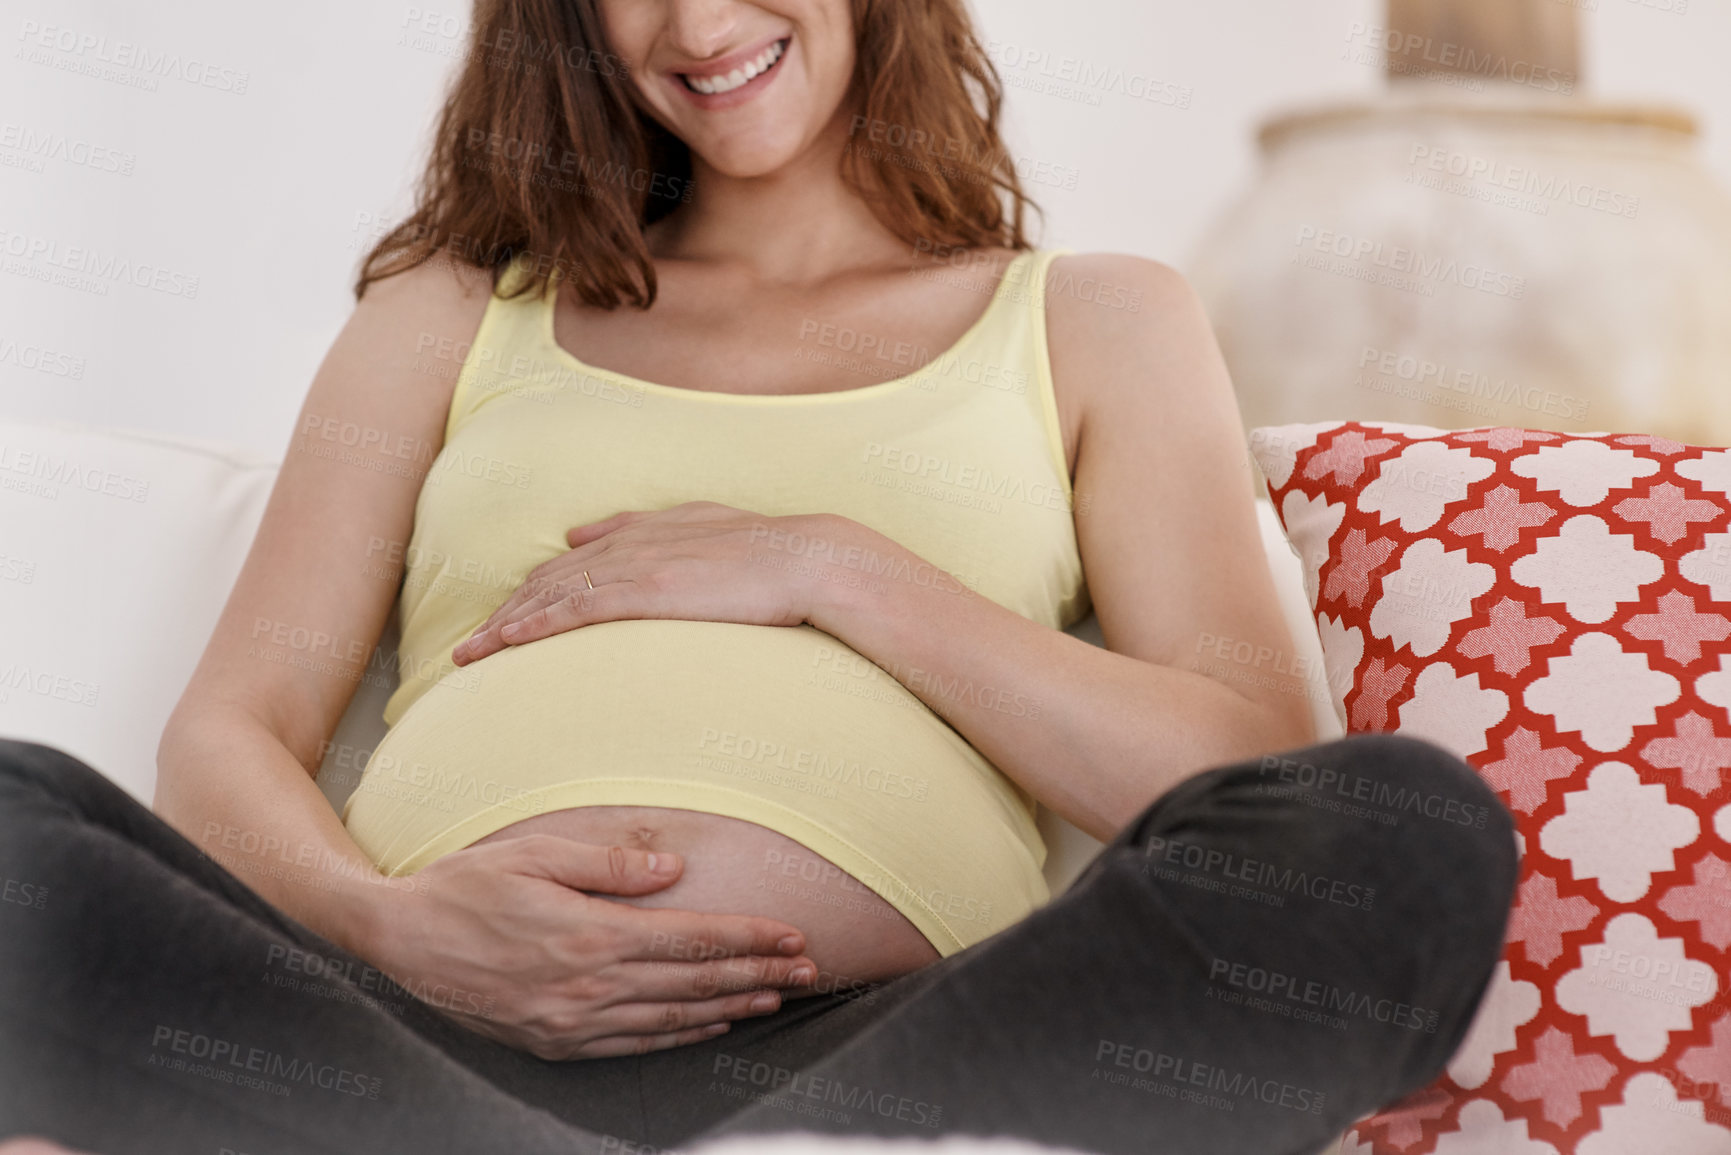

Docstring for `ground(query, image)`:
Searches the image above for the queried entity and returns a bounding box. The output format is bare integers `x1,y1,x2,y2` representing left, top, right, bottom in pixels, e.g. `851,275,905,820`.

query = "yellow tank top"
341,247,1091,954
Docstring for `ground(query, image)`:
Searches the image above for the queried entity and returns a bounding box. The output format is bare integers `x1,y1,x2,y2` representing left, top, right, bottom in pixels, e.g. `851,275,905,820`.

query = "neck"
647,107,908,284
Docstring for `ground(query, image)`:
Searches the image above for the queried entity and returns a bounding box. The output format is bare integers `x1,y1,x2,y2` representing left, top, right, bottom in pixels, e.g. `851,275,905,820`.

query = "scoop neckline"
539,249,1039,404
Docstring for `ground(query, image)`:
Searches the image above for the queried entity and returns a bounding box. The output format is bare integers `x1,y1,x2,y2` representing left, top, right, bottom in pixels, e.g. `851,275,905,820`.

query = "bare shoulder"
1043,252,1229,422
319,257,500,436
1045,252,1203,357
1045,251,1194,322
353,255,497,332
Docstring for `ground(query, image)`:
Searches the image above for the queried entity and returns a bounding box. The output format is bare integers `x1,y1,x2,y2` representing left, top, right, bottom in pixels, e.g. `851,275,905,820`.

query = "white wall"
4,0,1729,455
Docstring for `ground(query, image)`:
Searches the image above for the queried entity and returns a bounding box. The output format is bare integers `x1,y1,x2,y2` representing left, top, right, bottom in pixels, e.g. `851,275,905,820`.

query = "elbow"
1249,693,1319,759
1273,698,1320,751
153,703,207,822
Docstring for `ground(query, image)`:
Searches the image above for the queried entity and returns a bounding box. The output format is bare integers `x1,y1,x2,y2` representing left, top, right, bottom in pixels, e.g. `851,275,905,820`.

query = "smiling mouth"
678,37,789,96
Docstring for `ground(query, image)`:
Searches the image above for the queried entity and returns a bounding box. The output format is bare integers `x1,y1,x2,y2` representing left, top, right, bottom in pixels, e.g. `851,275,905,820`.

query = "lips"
676,36,789,97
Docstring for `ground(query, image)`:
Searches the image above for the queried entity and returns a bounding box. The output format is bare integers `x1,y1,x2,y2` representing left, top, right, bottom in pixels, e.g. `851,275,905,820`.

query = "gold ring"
582,570,594,590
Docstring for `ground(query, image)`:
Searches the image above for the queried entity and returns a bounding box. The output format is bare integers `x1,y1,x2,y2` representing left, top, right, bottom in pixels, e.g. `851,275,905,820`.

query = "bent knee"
0,738,115,813
1209,733,1518,931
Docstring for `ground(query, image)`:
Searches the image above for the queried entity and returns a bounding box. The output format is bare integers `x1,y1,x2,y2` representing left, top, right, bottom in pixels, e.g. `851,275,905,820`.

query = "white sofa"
0,415,1348,1153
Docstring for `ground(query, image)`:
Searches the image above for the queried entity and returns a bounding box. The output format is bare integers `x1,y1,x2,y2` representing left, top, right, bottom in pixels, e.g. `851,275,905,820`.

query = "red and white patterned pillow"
1249,421,1731,1155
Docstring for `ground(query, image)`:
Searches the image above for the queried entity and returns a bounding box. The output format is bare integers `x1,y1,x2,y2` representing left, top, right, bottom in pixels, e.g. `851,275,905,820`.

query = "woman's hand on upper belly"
358,833,819,1060
452,503,862,665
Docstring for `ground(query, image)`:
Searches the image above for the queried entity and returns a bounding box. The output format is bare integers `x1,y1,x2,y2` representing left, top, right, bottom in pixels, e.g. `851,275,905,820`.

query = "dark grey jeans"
0,733,1516,1155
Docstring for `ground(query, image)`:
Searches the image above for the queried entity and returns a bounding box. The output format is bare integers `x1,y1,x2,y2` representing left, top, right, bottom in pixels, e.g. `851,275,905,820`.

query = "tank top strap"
1021,246,1073,307
1030,247,1078,506
946,246,1076,504
442,260,558,443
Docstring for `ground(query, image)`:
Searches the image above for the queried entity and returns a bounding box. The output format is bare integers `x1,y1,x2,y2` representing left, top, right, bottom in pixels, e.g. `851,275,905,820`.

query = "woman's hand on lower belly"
355,834,819,1060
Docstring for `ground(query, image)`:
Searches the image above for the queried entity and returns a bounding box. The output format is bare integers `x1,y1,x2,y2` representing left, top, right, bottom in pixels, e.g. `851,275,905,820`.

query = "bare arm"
154,257,487,949
803,255,1316,840
155,259,815,1059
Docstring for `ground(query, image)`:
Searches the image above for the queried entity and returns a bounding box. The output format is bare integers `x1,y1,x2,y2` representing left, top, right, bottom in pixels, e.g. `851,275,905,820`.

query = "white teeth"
684,39,784,95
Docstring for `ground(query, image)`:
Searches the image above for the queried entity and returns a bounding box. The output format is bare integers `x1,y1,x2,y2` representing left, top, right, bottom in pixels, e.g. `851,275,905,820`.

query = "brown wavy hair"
355,0,1038,309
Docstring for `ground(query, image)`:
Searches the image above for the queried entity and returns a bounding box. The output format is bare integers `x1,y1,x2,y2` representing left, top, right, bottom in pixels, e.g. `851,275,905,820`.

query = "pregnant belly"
344,620,1049,958
470,805,941,990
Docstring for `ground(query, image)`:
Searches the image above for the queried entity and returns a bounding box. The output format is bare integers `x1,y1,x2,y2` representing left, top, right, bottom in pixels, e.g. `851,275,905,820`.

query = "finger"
613,904,807,962
455,575,590,663
501,581,643,647
612,953,819,1001
587,990,786,1041
566,510,640,548
571,1021,731,1059
474,575,551,633
501,834,685,896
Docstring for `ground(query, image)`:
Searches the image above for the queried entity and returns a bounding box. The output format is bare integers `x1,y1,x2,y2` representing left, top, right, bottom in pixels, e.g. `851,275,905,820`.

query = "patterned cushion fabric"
1250,421,1731,1155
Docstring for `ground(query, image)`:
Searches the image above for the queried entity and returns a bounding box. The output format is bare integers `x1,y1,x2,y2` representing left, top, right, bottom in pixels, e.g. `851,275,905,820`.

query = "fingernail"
501,622,521,639
777,935,802,954
705,1022,730,1036
750,993,779,1013
789,966,815,985
649,852,679,875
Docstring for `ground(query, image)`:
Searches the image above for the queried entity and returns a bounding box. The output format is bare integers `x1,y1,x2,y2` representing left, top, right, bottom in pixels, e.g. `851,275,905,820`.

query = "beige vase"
1191,14,1731,445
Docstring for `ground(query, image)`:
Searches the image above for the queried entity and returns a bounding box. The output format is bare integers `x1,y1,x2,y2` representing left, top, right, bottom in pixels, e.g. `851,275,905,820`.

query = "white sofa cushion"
0,417,277,803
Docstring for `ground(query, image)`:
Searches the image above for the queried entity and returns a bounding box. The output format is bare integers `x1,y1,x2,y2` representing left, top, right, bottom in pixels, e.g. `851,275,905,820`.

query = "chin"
688,124,816,179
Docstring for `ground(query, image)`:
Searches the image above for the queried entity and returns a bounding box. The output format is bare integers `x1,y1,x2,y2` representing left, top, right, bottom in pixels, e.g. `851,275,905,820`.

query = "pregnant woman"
0,0,1518,1153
